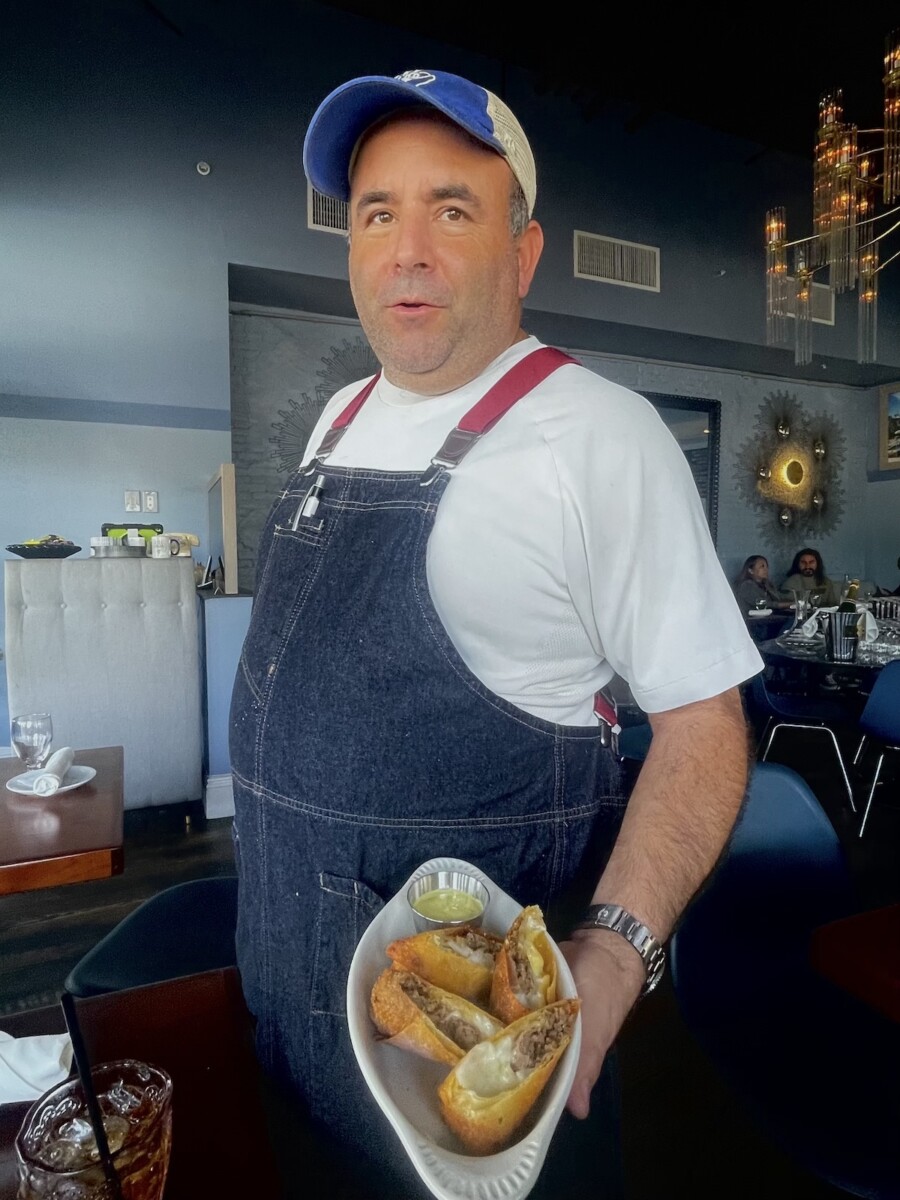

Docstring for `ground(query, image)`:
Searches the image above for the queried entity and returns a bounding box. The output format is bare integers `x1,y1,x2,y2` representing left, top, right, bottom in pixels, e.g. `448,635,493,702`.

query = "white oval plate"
346,856,580,1200
5,765,97,795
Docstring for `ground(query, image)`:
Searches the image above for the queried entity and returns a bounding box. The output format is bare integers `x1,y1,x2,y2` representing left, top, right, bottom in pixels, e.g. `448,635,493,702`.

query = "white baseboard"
204,772,235,819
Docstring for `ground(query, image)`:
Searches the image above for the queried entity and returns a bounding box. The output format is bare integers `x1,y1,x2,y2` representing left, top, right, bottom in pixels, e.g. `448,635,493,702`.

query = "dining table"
743,610,794,643
0,746,124,896
757,615,900,698
0,968,283,1199
0,967,374,1199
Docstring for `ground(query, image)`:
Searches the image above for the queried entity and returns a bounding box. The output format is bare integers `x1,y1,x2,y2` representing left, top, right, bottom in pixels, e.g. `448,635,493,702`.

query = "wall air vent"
308,184,348,234
574,231,660,292
781,278,835,325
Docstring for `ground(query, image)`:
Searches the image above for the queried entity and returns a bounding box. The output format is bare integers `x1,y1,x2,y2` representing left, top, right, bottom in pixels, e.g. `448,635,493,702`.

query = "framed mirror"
639,392,720,546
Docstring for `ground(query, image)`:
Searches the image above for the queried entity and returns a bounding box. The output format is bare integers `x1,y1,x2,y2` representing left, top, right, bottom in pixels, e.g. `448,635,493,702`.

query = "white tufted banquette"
4,558,203,809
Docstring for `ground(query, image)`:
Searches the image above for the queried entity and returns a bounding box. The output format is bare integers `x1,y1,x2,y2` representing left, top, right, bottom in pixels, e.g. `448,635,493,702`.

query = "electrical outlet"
124,490,141,512
142,490,158,513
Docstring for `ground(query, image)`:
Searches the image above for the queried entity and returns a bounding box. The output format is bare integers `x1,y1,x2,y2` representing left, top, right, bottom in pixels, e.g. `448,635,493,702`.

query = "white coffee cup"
149,535,177,559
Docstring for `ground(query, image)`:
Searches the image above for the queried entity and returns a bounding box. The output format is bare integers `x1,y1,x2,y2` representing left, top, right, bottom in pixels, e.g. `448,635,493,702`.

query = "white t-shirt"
301,337,761,725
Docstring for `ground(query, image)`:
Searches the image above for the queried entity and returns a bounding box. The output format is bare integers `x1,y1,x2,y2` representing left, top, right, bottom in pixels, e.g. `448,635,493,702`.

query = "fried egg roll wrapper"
489,905,558,1023
370,967,505,1066
438,998,580,1155
385,926,503,1003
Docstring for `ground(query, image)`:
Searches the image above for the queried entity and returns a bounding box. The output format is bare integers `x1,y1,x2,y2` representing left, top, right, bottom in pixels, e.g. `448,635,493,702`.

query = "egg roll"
489,905,557,1023
370,967,505,1066
438,997,580,1154
385,926,503,1003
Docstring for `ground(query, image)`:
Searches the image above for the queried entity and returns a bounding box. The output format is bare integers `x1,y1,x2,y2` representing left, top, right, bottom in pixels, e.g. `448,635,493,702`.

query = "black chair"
64,875,239,997
670,762,900,1198
746,671,856,810
851,659,900,837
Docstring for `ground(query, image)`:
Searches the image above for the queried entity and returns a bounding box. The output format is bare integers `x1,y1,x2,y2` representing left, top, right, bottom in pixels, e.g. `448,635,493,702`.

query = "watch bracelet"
572,903,666,995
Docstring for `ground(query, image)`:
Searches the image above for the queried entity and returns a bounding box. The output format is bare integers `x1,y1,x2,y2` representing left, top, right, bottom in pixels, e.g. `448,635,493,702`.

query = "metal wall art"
735,391,846,538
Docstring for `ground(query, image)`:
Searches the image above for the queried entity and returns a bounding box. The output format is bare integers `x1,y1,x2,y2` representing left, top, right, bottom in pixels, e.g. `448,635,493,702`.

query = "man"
229,68,761,1197
782,547,841,607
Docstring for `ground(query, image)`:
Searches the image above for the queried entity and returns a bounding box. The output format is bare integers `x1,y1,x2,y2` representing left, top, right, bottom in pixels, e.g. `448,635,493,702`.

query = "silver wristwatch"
574,903,666,995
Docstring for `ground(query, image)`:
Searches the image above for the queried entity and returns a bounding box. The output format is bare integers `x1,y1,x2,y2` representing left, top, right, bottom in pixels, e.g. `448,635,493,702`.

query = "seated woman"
733,555,793,615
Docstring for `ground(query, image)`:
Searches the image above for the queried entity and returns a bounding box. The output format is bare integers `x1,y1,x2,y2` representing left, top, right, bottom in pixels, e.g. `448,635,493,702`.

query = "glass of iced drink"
15,1060,172,1200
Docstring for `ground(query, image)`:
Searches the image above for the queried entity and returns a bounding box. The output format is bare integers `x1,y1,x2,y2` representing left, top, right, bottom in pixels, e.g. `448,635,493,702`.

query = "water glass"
16,1059,173,1200
10,713,53,770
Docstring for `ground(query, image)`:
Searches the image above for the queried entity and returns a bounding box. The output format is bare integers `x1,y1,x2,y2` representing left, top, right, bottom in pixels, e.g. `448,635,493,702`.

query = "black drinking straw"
60,991,124,1200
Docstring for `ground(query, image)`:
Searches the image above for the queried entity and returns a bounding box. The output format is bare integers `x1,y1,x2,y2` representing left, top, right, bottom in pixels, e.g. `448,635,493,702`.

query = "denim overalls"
229,349,626,1197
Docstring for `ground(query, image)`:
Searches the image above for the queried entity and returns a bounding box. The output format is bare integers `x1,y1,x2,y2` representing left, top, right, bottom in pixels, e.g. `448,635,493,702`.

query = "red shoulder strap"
457,347,577,434
310,346,577,467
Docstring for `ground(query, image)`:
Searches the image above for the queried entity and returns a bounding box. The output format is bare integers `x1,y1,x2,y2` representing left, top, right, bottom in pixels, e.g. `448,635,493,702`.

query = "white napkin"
799,615,820,637
31,747,75,796
0,1030,72,1103
858,611,880,642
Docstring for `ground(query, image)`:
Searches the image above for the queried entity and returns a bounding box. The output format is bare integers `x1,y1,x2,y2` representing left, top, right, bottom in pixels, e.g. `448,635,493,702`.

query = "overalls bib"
229,348,626,1195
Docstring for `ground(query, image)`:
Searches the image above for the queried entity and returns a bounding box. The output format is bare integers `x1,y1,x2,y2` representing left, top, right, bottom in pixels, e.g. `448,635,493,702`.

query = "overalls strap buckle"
593,690,622,754
314,427,345,461
419,427,482,487
307,371,384,468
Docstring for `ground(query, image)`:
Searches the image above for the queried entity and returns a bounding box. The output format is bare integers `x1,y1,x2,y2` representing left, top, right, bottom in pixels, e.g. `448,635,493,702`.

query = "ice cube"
105,1080,143,1116
42,1117,100,1170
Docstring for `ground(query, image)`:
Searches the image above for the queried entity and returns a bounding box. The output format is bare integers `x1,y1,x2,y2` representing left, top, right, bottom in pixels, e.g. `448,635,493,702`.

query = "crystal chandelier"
766,31,900,365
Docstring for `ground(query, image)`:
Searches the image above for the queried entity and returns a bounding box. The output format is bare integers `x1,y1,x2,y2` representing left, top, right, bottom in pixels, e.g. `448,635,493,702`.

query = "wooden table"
0,969,283,1199
0,747,124,895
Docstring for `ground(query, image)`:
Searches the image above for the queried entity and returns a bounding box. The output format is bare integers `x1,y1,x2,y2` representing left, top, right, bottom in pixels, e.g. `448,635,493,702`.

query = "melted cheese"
454,1036,529,1097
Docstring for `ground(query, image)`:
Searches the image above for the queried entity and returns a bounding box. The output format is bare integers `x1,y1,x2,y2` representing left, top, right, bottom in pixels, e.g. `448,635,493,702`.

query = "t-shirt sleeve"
552,378,762,712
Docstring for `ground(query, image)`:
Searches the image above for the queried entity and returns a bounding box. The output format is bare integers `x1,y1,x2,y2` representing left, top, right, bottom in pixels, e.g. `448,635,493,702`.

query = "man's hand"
559,927,646,1118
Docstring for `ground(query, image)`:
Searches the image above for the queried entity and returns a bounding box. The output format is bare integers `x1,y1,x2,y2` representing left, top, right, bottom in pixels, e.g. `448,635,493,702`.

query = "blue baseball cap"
302,68,537,217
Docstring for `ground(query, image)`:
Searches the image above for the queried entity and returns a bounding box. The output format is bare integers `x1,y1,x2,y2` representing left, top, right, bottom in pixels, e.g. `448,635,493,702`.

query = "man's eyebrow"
354,189,394,213
353,184,483,213
430,184,481,208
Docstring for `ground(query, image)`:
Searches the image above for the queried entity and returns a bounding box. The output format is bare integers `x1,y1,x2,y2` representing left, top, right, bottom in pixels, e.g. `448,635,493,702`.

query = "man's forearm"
560,685,752,1117
590,685,751,940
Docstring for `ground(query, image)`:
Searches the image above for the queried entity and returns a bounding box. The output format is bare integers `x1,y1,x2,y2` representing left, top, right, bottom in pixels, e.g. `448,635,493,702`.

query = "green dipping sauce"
412,887,484,922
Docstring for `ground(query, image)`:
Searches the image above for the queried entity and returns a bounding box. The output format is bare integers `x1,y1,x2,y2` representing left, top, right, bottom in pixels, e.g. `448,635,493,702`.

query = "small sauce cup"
407,870,490,934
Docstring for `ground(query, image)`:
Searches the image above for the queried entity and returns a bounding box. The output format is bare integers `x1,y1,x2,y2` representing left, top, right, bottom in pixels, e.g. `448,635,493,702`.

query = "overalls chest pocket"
239,474,331,695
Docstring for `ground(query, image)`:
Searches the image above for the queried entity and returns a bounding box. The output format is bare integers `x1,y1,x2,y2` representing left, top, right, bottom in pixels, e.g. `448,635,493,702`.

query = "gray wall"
3,0,900,737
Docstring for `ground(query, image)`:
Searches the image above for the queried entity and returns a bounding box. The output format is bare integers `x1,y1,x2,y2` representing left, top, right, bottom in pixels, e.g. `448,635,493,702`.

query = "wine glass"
10,713,53,770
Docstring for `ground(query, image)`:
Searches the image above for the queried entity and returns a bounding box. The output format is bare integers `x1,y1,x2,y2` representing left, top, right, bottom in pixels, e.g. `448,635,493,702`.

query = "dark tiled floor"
1,737,897,1199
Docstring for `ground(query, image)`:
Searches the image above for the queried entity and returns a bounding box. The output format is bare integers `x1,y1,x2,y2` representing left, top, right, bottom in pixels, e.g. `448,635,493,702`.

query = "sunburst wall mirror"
734,392,846,541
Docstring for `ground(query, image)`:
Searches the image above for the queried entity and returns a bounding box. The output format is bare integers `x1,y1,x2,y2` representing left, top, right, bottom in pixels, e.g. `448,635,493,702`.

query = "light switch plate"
142,490,158,512
124,490,141,512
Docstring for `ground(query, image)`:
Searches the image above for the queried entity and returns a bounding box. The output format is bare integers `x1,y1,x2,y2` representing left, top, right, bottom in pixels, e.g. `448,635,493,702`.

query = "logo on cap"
395,69,436,87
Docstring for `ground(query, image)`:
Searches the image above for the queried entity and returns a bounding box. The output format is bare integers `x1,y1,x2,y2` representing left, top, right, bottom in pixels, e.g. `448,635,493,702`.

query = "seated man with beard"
781,547,841,608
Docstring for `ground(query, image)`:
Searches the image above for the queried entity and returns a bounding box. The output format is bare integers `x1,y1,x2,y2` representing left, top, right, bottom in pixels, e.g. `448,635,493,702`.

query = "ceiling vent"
308,184,348,235
574,231,660,292
781,278,835,325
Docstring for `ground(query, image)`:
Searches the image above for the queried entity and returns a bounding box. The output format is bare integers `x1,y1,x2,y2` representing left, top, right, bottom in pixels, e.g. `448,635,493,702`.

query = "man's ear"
517,220,544,300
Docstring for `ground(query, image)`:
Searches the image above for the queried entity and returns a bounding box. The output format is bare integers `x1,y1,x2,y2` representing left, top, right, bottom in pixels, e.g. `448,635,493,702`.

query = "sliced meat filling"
400,974,484,1051
510,1006,574,1072
511,941,535,997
